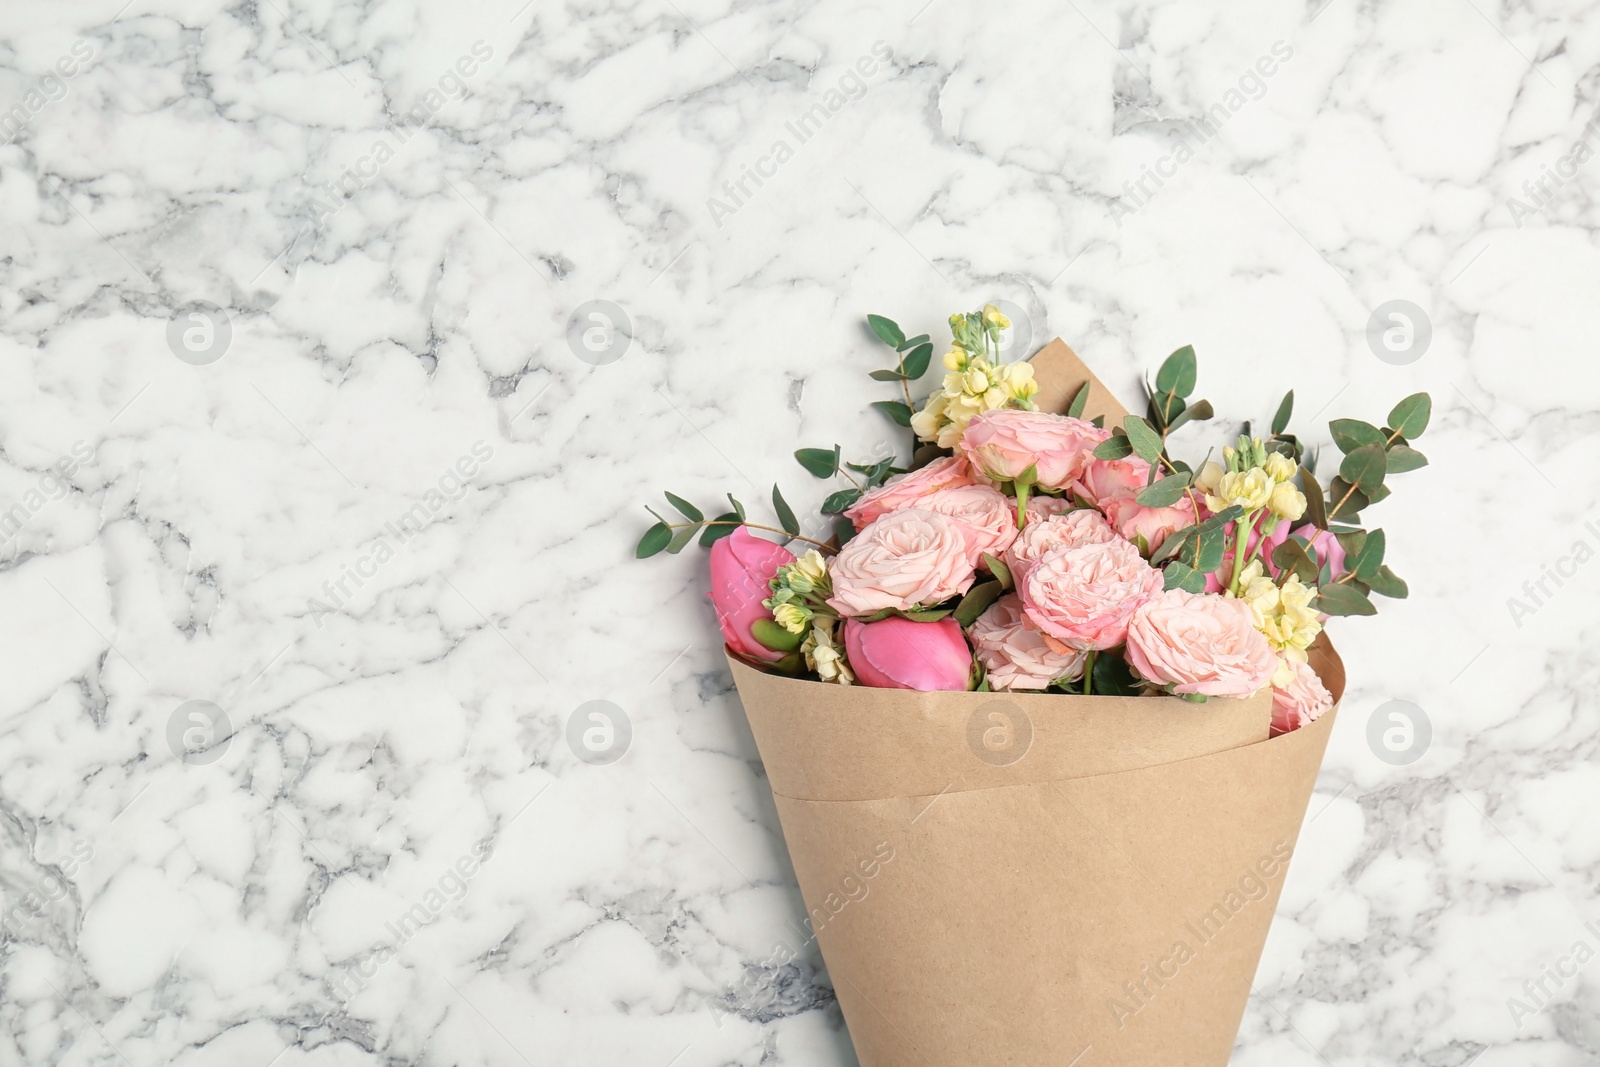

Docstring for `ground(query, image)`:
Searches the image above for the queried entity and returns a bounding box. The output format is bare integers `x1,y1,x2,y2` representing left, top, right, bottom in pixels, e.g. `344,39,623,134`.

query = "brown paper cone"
727,339,1344,1064
730,642,1343,1067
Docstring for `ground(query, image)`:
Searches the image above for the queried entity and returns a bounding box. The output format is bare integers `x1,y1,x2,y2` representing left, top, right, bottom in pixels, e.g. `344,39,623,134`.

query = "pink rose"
1124,590,1278,698
844,455,977,530
968,593,1087,691
1101,494,1206,554
1073,455,1150,506
826,508,976,616
918,484,1019,565
1271,659,1334,734
709,527,795,662
958,409,1108,490
1024,495,1077,522
844,615,972,691
1019,539,1162,651
1005,508,1117,580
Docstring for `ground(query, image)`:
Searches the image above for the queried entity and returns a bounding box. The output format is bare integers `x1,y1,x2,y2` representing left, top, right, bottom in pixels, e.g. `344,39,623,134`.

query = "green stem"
1083,650,1097,695
1013,478,1031,530
1226,507,1263,594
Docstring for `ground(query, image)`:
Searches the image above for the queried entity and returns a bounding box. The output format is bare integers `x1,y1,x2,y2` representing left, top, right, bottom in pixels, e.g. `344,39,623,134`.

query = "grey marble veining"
0,0,1596,1064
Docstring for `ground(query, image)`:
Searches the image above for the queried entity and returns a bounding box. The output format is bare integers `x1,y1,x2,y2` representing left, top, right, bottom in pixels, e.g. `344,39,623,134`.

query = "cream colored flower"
1196,460,1225,495
803,617,854,684
1214,468,1274,511
1233,562,1322,662
1263,452,1296,482
982,303,1011,329
943,348,968,371
790,550,827,587
773,602,811,634
1269,481,1307,521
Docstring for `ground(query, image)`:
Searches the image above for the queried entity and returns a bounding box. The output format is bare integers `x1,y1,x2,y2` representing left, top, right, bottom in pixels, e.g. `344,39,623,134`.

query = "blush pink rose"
1101,494,1206,554
1271,659,1334,734
1005,508,1117,581
843,455,977,530
968,593,1087,691
1019,539,1162,651
1024,495,1077,523
844,615,972,691
1073,455,1151,506
1124,590,1278,698
917,483,1018,565
826,508,976,616
958,409,1109,490
708,527,795,662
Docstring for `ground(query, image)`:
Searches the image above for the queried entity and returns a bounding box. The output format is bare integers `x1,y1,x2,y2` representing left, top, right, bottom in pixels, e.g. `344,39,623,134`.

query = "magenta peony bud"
709,527,795,662
843,615,972,691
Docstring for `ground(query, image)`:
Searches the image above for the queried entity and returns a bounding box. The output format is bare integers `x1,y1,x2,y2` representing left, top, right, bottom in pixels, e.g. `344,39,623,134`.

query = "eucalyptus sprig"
635,487,836,558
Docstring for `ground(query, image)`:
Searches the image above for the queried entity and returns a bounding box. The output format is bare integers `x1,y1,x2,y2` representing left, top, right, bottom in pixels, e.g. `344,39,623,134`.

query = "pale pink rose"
1019,539,1162,651
1124,590,1278,698
1073,455,1150,506
958,409,1109,490
1005,509,1117,581
1271,659,1334,734
826,508,976,616
918,484,1019,565
844,615,972,691
1101,494,1206,554
1024,495,1077,522
968,593,1087,691
843,455,978,530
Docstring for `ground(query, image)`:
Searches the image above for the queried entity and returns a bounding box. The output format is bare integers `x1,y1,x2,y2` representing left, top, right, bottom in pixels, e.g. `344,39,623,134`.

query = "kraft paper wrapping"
727,339,1345,1065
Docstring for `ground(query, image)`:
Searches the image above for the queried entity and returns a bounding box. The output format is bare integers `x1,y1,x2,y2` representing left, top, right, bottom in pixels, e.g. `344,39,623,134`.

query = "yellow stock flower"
1269,481,1307,521
790,550,827,586
1263,452,1296,482
982,303,1011,329
1215,468,1274,511
773,603,811,634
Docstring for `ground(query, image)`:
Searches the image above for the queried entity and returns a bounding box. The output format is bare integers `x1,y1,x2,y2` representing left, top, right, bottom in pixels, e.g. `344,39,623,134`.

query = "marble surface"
0,0,1596,1063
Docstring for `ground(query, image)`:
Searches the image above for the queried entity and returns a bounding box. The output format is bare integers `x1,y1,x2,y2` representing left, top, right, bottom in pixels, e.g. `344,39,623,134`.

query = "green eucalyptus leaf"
1150,390,1186,428
1329,419,1387,454
1340,443,1388,491
1271,538,1319,586
1351,527,1386,579
835,516,857,547
867,314,904,348
794,447,840,479
700,513,741,546
896,333,930,351
1313,582,1377,616
1154,345,1198,397
664,492,703,522
1388,393,1431,439
771,485,800,536
871,400,913,428
1385,445,1428,473
728,494,746,520
1123,415,1165,463
821,488,863,514
869,368,910,382
1136,472,1193,508
1166,398,1214,433
636,522,672,558
1067,382,1091,419
1271,390,1294,435
901,342,934,379
1150,526,1196,566
1091,652,1141,696
1300,466,1327,529
666,523,700,553
1093,432,1135,460
1194,524,1226,573
1162,562,1208,593
1090,414,1105,429
902,608,953,622
1366,564,1409,599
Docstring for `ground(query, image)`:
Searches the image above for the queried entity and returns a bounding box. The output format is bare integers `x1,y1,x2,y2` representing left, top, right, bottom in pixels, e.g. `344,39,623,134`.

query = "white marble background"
0,0,1596,1063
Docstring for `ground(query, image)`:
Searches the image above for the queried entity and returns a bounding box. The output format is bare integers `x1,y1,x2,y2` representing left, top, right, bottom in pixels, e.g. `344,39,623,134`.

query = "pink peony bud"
709,527,795,662
843,615,972,691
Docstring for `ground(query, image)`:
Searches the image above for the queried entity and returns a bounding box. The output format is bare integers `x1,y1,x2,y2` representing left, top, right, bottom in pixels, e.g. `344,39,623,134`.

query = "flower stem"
1226,508,1262,594
1083,650,1097,695
1013,478,1031,530
680,521,838,553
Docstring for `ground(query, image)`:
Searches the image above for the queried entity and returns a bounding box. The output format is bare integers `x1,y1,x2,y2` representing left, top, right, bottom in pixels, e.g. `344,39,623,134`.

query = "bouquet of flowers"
637,311,1427,1066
